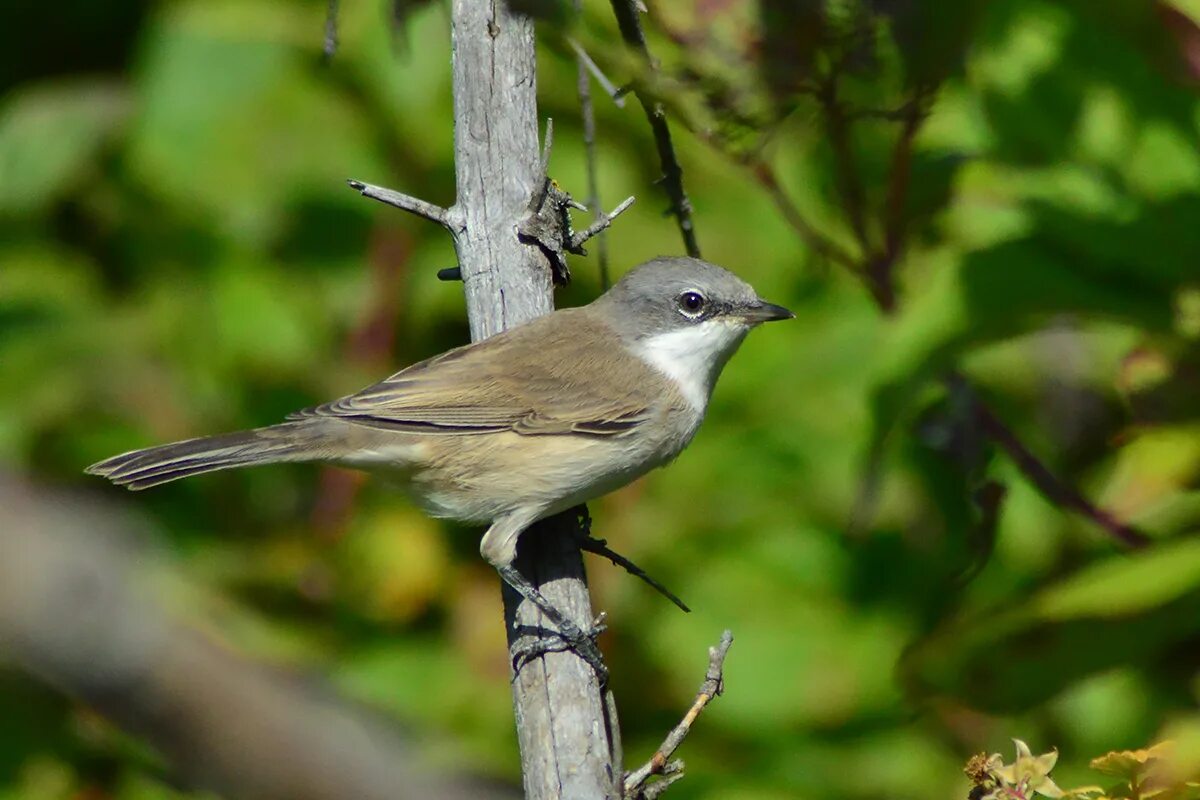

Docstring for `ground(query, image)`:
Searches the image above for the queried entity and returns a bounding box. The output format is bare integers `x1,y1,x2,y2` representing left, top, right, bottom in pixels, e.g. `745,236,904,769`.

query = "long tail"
86,422,322,490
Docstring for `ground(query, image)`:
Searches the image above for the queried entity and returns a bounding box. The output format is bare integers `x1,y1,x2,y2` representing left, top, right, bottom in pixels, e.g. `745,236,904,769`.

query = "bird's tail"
86,422,323,490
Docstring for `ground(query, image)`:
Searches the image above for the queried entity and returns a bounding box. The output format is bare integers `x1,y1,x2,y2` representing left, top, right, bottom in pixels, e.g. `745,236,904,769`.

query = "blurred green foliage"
4,0,1200,798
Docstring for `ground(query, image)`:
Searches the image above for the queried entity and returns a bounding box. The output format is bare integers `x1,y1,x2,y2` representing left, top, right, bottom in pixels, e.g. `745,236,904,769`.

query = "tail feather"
87,423,317,490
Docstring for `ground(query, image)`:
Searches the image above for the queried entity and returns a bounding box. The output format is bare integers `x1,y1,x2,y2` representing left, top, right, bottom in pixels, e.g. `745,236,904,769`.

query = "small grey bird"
88,256,792,672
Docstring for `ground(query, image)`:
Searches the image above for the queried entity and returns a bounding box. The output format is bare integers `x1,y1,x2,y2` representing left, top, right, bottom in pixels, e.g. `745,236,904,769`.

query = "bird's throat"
632,322,749,412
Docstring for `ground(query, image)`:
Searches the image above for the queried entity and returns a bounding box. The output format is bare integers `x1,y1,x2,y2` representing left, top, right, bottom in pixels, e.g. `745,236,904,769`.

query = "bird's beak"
741,300,795,323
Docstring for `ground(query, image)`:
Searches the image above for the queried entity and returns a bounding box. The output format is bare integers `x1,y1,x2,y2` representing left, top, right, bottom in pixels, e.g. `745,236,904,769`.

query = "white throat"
633,321,749,412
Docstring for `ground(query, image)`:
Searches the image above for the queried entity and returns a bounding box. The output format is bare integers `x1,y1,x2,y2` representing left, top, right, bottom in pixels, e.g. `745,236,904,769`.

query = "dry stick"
570,38,627,108
572,196,636,251
624,630,734,799
347,179,455,230
949,375,1152,549
573,27,613,289
579,535,690,613
609,0,701,258
323,0,340,60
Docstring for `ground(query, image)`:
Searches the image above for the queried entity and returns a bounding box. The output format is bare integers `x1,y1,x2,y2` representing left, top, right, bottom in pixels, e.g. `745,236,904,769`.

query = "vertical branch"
818,77,871,260
869,89,931,313
575,25,611,288
609,0,701,258
447,1,619,798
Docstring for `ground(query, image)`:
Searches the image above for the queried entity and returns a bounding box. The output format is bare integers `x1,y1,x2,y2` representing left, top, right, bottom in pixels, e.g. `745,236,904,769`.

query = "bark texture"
448,1,620,797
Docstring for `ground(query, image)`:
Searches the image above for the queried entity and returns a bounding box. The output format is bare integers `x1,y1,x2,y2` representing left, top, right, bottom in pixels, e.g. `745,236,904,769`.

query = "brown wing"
289,308,660,436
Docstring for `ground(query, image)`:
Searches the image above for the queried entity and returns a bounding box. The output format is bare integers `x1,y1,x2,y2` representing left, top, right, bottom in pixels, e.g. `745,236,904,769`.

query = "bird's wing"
289,310,661,436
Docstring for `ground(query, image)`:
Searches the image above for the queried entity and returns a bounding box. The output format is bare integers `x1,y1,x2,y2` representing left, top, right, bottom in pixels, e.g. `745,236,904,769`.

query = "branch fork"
350,121,634,288
624,630,734,799
516,119,635,285
346,179,463,232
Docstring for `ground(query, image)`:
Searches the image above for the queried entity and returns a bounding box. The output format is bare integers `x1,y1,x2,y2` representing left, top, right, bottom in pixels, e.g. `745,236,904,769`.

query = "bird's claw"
510,612,609,683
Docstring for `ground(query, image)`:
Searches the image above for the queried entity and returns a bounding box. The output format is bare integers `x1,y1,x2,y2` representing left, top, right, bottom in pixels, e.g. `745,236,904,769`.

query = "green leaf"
903,539,1200,711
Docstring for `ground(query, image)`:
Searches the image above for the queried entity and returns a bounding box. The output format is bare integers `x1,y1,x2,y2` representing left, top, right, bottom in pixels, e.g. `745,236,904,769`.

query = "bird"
87,256,793,675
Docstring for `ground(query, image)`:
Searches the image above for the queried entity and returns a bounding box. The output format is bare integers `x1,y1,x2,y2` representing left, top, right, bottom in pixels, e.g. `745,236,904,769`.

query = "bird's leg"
481,513,609,682
571,505,691,613
496,564,609,682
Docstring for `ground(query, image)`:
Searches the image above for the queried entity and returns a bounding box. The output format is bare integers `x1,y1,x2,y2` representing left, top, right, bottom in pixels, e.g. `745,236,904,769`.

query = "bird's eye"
678,291,706,316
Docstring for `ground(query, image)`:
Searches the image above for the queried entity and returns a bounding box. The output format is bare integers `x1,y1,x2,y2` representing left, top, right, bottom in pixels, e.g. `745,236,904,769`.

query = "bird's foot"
497,564,609,684
510,612,609,681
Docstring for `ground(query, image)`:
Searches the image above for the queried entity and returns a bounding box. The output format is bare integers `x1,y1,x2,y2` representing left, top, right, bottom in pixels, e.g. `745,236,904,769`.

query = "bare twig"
624,630,734,799
578,533,689,613
818,77,871,260
529,118,556,215
323,0,340,60
864,89,933,313
750,162,860,271
609,0,701,258
949,375,1152,549
347,179,456,230
641,762,684,800
570,38,627,109
570,196,636,252
573,24,614,289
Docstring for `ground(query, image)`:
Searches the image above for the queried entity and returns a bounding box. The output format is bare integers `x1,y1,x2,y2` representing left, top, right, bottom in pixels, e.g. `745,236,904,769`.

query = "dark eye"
678,291,706,316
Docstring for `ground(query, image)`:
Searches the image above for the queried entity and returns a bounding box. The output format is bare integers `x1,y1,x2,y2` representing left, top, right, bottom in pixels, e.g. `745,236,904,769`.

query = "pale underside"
290,308,716,530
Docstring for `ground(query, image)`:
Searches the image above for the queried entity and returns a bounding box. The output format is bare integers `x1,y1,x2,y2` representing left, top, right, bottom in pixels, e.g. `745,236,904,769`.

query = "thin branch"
949,374,1152,549
569,38,627,109
529,118,556,214
570,196,636,252
578,532,689,613
609,0,701,258
323,0,340,61
641,763,684,800
818,77,871,259
749,162,860,272
624,630,734,799
865,89,933,312
573,25,614,290
347,179,455,230
881,92,930,265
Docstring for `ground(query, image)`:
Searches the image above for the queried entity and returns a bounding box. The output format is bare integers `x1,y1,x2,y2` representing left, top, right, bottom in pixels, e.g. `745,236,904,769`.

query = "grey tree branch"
572,16,615,289
323,0,340,60
570,38,627,108
571,196,636,252
349,2,637,793
446,1,621,797
624,630,734,799
608,0,701,258
347,179,456,230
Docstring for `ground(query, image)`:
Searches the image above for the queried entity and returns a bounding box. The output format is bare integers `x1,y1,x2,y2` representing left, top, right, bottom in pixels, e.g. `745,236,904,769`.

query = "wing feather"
289,309,660,437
